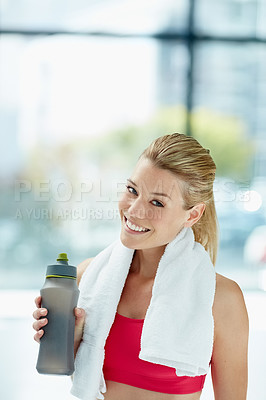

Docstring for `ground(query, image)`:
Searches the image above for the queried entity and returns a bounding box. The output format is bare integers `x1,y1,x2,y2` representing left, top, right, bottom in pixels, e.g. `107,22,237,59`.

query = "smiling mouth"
124,216,150,233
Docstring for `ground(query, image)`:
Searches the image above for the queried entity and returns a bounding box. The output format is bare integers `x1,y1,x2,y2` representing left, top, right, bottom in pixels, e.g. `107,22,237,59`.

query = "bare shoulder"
77,257,95,286
213,272,249,339
214,272,247,308
211,274,249,397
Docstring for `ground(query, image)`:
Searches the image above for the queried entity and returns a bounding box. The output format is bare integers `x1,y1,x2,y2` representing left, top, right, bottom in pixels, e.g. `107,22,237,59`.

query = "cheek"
154,209,178,228
150,208,164,222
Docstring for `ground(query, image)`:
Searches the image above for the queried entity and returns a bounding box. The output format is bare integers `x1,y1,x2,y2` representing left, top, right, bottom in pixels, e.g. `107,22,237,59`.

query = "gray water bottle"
36,253,79,375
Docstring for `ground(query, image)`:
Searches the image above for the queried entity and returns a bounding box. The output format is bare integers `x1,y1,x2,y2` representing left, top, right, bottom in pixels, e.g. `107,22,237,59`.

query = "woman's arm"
211,273,249,400
77,257,94,286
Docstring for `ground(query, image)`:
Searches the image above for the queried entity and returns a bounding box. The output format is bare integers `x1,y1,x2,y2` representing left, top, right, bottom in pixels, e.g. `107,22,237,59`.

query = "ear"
184,203,206,228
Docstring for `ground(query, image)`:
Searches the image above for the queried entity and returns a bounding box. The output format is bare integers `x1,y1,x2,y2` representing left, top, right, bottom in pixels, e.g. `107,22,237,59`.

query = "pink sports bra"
103,312,207,394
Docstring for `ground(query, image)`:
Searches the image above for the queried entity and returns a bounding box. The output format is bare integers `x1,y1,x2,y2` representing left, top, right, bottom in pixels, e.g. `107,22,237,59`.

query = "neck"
130,245,167,280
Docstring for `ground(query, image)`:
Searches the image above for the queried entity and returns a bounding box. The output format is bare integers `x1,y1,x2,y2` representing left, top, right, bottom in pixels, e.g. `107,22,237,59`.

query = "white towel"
70,226,216,400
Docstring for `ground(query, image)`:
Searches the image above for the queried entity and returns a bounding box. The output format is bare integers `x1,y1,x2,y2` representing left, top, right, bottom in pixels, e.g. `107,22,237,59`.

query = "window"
1,0,265,292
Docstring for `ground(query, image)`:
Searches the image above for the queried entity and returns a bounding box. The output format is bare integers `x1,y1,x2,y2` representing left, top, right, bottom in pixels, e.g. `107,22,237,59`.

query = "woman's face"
118,158,204,250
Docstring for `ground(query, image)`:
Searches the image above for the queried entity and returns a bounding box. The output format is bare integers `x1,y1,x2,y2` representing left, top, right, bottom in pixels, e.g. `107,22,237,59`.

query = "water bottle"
36,253,80,375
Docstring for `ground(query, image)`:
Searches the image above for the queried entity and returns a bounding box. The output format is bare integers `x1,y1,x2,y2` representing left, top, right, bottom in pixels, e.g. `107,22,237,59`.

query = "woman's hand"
32,295,48,343
32,296,85,358
73,307,86,358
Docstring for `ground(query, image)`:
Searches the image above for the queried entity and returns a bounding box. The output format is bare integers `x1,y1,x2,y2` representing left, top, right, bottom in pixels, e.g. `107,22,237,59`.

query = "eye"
126,185,164,207
151,200,164,208
126,185,138,195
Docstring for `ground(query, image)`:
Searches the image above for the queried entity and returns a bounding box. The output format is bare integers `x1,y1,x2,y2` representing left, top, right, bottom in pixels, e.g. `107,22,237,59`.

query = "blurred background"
0,0,266,399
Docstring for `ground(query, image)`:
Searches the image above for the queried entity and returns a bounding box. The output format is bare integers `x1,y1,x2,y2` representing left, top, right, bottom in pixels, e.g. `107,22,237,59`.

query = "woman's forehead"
130,159,184,198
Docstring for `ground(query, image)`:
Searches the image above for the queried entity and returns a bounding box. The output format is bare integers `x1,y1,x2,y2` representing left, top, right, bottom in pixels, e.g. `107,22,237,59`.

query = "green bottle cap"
57,253,69,262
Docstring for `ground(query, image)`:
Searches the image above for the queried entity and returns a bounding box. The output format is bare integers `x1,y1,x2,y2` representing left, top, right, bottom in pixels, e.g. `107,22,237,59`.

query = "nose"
127,196,147,220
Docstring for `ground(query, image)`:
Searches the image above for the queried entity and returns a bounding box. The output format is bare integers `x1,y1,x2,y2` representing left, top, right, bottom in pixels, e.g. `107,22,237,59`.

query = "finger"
74,308,85,326
74,309,85,357
32,307,47,320
35,296,42,308
74,308,85,337
34,329,44,343
32,318,47,332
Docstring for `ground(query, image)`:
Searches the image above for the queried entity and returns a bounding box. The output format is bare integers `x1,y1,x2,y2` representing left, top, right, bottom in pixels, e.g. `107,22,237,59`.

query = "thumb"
74,308,85,358
74,308,85,334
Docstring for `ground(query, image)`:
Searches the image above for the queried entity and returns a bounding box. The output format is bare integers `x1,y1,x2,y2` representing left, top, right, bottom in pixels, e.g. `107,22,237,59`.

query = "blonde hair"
139,133,219,266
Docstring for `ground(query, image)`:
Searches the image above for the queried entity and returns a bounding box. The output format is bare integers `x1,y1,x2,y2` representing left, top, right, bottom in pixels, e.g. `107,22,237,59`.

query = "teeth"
126,218,149,232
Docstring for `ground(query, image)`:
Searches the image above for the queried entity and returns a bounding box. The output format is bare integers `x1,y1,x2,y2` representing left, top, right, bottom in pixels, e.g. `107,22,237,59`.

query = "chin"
119,232,136,249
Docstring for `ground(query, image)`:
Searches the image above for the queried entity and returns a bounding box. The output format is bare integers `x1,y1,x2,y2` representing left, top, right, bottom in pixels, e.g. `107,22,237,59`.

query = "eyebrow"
127,178,171,199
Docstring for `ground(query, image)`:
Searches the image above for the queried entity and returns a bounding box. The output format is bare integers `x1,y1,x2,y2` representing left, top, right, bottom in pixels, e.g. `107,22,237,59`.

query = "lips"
124,216,150,234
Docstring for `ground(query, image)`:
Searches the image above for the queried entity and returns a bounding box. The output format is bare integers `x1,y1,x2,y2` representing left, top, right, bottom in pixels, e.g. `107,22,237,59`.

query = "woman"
33,133,249,399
